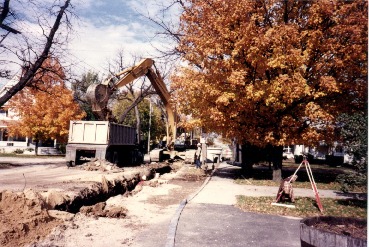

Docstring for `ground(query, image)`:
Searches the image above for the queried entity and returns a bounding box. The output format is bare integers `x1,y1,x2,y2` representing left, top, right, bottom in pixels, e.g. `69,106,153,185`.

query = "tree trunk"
271,145,283,182
241,143,254,177
34,140,39,156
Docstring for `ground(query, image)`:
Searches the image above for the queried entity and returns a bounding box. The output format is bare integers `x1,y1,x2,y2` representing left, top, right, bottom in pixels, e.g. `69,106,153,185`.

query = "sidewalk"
170,162,347,247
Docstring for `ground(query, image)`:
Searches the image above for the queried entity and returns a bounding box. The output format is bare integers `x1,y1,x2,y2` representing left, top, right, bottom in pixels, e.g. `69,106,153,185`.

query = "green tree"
72,71,101,120
113,96,166,149
336,112,367,192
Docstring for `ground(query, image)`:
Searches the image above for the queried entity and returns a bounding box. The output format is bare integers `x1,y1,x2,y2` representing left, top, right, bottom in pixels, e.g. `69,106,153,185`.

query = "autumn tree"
171,0,367,180
0,0,73,105
6,57,86,154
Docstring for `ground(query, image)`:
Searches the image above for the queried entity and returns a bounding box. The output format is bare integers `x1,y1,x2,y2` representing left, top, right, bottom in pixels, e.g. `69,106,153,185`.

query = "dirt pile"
79,202,128,218
0,161,195,247
313,220,367,239
0,189,62,247
77,159,123,172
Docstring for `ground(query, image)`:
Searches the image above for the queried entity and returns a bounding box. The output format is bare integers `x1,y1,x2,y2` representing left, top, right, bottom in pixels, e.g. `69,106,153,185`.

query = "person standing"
194,143,202,169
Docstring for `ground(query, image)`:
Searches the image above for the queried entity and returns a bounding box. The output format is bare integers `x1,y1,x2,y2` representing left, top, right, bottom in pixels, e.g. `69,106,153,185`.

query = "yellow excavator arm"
86,58,176,147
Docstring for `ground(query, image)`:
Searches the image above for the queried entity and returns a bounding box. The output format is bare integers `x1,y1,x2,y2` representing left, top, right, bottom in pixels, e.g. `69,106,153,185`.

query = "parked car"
173,140,186,151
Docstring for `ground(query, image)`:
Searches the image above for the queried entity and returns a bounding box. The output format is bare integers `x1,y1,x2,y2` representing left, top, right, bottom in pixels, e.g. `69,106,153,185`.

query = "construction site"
0,1,367,246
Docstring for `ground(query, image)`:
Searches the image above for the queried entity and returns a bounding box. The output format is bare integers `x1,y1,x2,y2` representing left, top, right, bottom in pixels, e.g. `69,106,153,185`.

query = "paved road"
0,156,139,192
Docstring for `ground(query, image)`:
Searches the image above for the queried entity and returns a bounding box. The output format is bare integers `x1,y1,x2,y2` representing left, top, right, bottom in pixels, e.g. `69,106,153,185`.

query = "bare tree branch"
0,0,20,34
0,0,71,106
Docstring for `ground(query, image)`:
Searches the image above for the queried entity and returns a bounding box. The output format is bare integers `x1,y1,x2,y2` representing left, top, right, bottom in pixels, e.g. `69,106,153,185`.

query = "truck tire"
66,161,74,167
112,152,118,165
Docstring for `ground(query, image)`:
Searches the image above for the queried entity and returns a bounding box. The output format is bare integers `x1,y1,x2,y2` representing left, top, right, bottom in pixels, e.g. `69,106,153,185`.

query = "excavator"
85,58,177,162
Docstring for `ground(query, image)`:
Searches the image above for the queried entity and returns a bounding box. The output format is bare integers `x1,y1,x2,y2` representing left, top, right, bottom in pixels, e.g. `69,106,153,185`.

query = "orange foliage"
6,57,86,143
172,0,367,147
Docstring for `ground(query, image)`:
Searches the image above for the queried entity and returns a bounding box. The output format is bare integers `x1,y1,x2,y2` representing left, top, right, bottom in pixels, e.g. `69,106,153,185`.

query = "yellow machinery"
86,58,176,162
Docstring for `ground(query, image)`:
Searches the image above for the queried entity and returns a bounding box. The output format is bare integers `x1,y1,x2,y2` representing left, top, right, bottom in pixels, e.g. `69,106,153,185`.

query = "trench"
52,164,173,214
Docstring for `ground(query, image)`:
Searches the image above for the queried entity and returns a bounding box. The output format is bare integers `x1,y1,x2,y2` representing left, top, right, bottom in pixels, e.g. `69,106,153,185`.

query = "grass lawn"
236,196,367,220
0,153,63,158
0,153,38,158
234,160,367,219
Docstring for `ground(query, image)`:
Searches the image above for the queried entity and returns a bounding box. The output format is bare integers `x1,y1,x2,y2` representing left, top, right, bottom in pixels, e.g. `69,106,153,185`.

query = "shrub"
13,149,24,154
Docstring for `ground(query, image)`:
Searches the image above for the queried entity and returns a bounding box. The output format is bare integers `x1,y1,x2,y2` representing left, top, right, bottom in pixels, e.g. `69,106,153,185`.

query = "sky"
0,0,180,87
67,0,180,77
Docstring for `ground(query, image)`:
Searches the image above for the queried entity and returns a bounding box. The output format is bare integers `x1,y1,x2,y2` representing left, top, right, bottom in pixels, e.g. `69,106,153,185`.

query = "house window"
8,135,26,142
0,108,8,118
1,129,8,141
0,129,25,142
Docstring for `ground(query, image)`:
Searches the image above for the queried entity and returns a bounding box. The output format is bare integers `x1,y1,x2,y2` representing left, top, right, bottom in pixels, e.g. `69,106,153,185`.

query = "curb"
164,164,218,247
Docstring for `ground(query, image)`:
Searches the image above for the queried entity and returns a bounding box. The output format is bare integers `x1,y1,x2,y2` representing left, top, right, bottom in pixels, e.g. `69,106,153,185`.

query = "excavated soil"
0,160,207,247
312,221,367,239
0,190,62,247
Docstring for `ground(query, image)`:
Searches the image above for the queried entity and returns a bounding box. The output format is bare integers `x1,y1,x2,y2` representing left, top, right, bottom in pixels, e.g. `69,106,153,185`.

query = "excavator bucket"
86,83,112,120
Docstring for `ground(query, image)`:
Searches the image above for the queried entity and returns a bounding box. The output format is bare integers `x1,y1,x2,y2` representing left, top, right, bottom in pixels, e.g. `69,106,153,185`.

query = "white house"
0,75,29,152
0,75,63,155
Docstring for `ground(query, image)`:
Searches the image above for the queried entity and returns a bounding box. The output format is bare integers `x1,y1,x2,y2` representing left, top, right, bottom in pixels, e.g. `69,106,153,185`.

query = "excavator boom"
86,58,176,148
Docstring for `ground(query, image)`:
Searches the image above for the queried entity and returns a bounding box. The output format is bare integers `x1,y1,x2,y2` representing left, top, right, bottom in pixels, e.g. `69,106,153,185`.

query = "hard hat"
197,143,201,147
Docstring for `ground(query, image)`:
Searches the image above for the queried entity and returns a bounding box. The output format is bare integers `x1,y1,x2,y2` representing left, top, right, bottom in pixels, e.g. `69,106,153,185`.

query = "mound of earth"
0,161,208,247
0,189,62,247
312,219,367,239
79,202,128,218
76,159,122,172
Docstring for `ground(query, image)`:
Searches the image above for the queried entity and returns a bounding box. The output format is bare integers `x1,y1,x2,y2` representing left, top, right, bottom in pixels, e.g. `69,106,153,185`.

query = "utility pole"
147,98,152,154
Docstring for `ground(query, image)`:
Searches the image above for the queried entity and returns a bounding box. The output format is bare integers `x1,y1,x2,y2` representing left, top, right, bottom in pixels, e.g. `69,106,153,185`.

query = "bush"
13,149,24,154
58,143,66,154
336,171,367,193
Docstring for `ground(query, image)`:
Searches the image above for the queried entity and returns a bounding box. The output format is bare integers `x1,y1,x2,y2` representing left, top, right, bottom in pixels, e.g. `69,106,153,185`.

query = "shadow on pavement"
212,163,242,179
0,163,24,169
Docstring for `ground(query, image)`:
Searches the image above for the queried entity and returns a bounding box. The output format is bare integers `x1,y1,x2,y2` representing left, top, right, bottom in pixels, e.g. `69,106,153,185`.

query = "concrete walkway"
170,162,349,247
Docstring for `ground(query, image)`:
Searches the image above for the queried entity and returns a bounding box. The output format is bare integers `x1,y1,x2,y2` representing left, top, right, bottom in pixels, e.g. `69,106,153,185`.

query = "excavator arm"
86,58,176,147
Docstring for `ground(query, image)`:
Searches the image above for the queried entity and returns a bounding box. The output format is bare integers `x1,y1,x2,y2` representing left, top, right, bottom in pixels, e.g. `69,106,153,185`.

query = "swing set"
272,155,324,212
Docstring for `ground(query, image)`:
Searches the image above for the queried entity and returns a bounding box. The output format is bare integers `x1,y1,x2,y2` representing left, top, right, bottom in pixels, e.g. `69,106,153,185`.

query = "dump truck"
65,120,142,166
